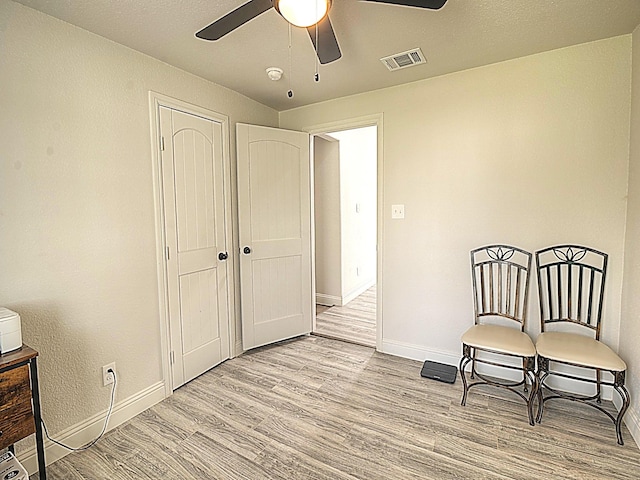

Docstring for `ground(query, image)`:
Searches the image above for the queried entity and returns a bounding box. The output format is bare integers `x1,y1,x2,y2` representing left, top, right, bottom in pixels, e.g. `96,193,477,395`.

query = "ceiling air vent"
380,48,426,71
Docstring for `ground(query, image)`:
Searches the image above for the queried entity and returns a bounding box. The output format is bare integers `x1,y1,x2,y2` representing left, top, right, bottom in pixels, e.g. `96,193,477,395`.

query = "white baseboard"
19,381,166,476
316,282,375,308
316,294,341,307
381,339,460,366
624,405,640,448
380,338,616,401
342,280,375,306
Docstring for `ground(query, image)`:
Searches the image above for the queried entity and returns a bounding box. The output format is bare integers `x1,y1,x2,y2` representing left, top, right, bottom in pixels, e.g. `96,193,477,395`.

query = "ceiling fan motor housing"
195,0,446,65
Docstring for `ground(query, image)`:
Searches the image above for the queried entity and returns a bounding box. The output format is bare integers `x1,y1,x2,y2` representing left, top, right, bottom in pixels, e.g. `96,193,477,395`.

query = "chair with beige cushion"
535,245,630,445
459,245,538,425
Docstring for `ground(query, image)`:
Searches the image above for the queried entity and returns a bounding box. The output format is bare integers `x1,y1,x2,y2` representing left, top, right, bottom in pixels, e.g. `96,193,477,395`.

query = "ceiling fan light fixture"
275,0,331,28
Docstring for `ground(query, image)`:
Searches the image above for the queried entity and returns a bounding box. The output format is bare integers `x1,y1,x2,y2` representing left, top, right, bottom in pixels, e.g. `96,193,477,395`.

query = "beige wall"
331,127,377,300
314,136,343,303
2,0,639,458
620,24,640,445
281,37,632,367
0,0,277,443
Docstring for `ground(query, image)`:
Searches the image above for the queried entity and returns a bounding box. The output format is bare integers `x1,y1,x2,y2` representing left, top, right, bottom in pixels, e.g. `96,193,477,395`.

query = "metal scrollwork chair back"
535,245,629,445
459,245,538,425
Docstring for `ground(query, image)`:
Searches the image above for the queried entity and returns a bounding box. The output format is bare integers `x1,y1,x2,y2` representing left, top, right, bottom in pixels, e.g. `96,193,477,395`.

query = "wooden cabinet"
0,345,46,479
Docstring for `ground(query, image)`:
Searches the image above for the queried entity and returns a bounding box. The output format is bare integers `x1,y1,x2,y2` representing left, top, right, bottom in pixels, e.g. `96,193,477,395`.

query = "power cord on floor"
40,368,117,451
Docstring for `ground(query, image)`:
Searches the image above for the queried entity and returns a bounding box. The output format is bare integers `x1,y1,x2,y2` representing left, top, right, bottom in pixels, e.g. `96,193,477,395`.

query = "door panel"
179,270,220,352
237,124,312,350
173,111,218,253
252,256,303,325
249,141,301,240
178,249,216,275
160,106,230,388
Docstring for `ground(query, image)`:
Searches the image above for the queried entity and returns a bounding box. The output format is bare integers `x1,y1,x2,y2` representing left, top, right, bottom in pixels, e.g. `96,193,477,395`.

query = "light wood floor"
37,335,640,479
314,286,376,347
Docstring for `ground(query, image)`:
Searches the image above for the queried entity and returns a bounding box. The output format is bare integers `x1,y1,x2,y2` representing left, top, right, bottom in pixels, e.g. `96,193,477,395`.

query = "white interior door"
160,106,230,388
237,123,312,350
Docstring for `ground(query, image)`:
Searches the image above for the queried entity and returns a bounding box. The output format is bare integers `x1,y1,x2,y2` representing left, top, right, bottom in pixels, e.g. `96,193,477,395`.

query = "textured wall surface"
0,0,277,440
620,24,640,445
2,0,639,458
281,36,632,360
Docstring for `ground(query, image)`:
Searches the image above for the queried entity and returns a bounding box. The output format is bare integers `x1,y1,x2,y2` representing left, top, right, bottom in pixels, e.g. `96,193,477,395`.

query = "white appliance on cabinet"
0,307,22,353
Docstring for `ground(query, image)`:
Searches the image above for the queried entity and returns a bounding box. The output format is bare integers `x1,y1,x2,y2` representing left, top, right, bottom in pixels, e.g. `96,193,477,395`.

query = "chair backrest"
535,245,608,339
471,245,532,330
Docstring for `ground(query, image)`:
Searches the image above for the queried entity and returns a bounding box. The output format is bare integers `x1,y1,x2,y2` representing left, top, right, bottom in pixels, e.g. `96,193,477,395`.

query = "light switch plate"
392,204,405,219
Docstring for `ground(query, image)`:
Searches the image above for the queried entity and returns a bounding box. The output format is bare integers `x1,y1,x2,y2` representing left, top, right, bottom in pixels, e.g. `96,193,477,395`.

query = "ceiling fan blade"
196,0,274,41
363,0,447,9
307,16,342,65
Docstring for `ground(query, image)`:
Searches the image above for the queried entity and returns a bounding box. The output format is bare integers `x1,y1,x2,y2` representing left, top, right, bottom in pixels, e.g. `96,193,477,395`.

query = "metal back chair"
535,245,629,445
460,245,537,425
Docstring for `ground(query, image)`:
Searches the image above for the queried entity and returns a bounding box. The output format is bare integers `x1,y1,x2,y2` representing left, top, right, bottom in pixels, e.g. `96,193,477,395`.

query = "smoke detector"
266,67,283,81
380,48,426,71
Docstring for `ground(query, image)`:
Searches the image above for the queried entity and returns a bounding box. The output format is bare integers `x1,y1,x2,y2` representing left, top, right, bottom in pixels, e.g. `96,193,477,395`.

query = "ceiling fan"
195,0,448,65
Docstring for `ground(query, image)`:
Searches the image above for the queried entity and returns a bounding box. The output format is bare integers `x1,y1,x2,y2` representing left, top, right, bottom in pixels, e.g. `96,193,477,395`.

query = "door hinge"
170,351,175,365
160,136,165,151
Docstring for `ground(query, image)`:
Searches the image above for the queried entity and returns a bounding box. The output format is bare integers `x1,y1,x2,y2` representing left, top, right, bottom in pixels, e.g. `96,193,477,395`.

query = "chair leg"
459,345,473,406
525,369,538,426
596,368,602,404
470,349,477,379
522,357,528,394
535,357,549,424
614,383,631,446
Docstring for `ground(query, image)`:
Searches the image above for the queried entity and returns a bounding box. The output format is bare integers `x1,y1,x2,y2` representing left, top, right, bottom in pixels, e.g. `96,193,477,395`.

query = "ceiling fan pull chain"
314,0,320,82
288,23,294,98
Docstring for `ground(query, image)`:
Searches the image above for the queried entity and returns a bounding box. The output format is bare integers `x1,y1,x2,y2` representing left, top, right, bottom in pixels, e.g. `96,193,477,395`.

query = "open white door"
237,124,312,350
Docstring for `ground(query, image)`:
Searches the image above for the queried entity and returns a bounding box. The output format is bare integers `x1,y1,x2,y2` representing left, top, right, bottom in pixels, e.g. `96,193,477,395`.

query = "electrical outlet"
102,362,116,386
391,204,405,219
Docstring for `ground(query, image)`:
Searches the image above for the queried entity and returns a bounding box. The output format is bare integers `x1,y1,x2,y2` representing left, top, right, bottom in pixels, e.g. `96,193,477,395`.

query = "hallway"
314,286,376,347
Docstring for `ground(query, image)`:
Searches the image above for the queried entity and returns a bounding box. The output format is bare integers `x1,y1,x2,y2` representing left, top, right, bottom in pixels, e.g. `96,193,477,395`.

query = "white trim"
304,114,384,352
148,91,236,392
382,339,460,366
20,381,165,476
219,104,238,361
342,280,376,306
234,340,244,357
309,134,318,340
316,294,341,307
148,93,172,398
382,339,619,402
624,405,640,448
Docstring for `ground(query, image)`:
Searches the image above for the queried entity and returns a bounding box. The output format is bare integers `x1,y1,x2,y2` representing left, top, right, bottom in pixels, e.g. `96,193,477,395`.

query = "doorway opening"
312,125,377,347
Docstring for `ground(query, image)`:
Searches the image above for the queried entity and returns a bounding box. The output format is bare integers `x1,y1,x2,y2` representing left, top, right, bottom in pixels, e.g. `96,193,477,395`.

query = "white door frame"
148,91,236,397
304,114,384,351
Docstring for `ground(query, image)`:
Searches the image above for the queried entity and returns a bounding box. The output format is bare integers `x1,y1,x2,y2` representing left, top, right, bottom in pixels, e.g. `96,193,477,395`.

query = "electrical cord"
40,368,117,451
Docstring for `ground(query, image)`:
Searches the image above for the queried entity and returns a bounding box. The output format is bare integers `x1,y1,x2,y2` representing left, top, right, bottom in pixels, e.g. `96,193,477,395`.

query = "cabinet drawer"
0,364,35,449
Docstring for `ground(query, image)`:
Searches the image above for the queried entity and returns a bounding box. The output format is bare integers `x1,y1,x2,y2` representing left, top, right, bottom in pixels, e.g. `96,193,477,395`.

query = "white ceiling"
13,0,640,111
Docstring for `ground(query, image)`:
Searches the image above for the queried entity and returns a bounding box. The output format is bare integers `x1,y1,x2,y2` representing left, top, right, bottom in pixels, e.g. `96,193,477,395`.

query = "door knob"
218,252,228,261
243,246,251,255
